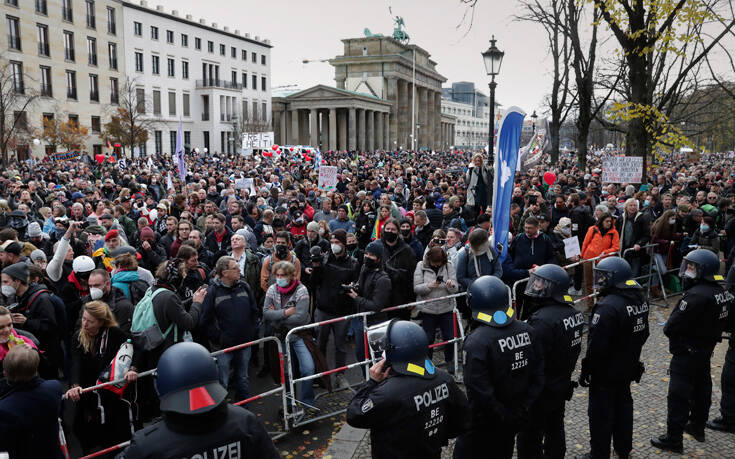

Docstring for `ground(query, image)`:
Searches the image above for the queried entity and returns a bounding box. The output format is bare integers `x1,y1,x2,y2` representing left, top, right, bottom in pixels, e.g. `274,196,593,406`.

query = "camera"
340,282,358,294
309,246,323,263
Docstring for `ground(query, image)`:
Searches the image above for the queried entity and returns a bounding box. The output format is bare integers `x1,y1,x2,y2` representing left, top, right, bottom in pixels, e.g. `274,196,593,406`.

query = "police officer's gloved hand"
510,405,530,429
579,358,592,388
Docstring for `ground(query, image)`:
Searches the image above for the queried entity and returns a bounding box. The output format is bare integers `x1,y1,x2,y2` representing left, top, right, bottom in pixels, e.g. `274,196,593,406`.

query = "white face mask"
1,284,16,297
684,268,697,279
318,229,326,236
89,287,104,300
668,219,676,225
331,243,343,255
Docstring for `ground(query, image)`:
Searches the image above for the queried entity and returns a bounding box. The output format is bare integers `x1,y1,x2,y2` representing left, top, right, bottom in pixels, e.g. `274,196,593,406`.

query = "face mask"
365,258,380,270
643,199,650,207
400,229,411,238
684,269,697,279
331,243,343,255
701,224,710,232
55,228,66,238
89,287,104,300
346,243,358,252
275,244,288,259
318,229,325,236
669,219,676,225
383,231,398,243
1,284,16,297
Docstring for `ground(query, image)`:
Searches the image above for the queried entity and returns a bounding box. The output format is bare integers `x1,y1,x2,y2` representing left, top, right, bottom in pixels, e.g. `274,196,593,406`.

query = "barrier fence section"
622,242,678,305
76,336,289,459
283,293,468,429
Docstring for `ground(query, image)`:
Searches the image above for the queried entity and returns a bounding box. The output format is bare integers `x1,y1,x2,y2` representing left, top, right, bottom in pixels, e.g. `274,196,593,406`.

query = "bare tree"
103,77,158,158
0,59,39,165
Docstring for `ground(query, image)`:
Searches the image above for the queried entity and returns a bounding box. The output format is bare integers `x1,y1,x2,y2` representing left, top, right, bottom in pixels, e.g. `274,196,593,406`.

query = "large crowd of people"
0,146,734,458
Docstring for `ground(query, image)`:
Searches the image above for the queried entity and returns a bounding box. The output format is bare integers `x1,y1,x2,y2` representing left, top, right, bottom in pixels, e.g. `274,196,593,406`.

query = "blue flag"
314,148,321,170
175,118,186,181
492,107,526,262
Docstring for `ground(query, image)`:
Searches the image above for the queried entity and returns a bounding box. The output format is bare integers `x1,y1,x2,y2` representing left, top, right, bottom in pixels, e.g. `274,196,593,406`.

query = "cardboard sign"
602,156,643,183
318,166,338,191
563,236,581,259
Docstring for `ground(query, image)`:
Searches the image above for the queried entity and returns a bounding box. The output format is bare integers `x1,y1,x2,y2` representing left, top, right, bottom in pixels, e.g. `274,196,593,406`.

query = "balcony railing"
195,79,242,90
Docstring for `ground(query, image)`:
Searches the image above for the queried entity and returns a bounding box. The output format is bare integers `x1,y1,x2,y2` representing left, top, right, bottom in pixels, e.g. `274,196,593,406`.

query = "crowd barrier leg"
79,441,131,459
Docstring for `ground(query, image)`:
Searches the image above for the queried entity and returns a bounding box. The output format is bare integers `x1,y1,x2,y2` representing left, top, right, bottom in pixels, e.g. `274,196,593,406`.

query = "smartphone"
436,275,444,283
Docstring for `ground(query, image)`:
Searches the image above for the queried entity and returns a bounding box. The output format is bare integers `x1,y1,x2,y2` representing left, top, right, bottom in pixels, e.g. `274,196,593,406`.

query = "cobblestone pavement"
345,296,735,458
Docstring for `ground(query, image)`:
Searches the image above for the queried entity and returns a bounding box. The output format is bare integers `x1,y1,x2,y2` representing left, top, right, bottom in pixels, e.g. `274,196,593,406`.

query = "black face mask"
346,243,358,252
383,231,398,243
365,258,380,270
400,229,411,239
275,244,289,259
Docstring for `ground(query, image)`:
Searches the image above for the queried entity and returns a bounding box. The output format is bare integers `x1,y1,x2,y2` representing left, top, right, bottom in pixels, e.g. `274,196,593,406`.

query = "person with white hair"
615,198,651,277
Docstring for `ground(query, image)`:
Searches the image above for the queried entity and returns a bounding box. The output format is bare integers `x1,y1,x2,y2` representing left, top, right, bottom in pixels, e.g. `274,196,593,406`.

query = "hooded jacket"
200,278,259,349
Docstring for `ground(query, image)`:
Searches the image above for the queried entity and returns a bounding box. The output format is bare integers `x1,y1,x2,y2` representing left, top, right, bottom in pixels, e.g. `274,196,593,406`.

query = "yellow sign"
625,280,637,286
476,312,492,323
714,275,724,281
564,295,573,302
406,363,425,376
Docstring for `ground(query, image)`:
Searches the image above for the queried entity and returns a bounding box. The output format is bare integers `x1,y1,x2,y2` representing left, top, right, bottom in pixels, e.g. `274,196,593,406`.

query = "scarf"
277,279,300,295
68,271,90,295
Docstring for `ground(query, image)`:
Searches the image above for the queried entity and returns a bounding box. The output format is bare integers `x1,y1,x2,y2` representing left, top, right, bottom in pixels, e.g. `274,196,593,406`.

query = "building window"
203,131,209,151
183,93,190,117
169,131,176,155
66,70,77,99
220,131,225,152
195,37,201,50
181,33,188,47
168,91,176,116
207,40,213,53
261,54,266,65
154,130,162,154
135,88,145,113
261,76,266,91
219,44,225,56
68,114,79,125
242,100,248,120
91,115,100,132
252,101,257,120
182,61,189,79
152,90,160,115
252,52,257,63
110,77,118,104
5,0,17,6
39,65,52,96
251,75,256,90
184,131,191,153
13,111,28,132
6,16,21,51
107,42,117,69
150,26,158,40
241,49,246,60
242,72,247,88
89,74,98,101
37,24,50,56
133,21,141,36
151,55,160,75
10,62,23,94
35,0,47,15
167,58,174,77
106,6,115,34
262,102,267,121
85,0,95,28
87,37,97,65
231,71,237,86
166,30,173,44
231,46,236,58
134,51,143,72
62,0,72,22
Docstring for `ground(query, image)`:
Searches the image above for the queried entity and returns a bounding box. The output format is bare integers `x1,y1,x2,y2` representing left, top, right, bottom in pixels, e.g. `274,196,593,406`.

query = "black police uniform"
518,298,584,459
663,280,733,439
346,369,468,459
117,402,279,458
583,287,649,458
454,319,544,459
715,298,735,427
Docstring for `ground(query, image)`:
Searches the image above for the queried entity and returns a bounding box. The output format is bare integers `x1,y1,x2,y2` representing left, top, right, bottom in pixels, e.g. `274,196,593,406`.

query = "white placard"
235,177,254,194
602,156,643,183
563,236,581,259
318,166,338,191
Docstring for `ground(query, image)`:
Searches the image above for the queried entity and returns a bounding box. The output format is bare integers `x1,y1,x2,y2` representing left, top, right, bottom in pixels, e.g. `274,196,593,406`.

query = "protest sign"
318,166,338,191
602,156,643,183
563,237,581,259
52,150,80,161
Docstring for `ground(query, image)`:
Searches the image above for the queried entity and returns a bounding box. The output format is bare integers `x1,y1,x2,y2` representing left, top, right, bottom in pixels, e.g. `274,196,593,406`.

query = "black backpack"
26,289,68,340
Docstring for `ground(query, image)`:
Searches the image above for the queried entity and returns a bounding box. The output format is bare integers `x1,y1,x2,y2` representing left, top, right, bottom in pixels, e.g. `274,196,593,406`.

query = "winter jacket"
15,284,63,372
136,242,166,272
204,228,233,261
231,248,263,302
328,217,356,234
377,239,418,307
413,260,458,315
690,228,721,255
79,286,135,336
0,376,64,459
262,282,310,331
200,279,259,349
355,266,392,325
70,325,128,388
455,245,503,291
581,226,620,259
615,211,650,256
509,232,557,270
312,252,360,316
570,205,594,245
294,236,331,281
111,269,147,305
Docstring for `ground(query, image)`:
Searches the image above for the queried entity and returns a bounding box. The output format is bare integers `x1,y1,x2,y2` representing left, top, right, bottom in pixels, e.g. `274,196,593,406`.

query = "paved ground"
332,295,735,459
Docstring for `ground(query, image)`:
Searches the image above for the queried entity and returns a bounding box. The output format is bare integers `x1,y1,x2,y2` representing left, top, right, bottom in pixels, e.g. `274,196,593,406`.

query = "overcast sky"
155,0,552,113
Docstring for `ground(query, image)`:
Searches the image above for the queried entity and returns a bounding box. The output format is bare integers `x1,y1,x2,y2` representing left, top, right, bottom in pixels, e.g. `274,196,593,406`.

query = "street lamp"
531,110,538,133
482,35,504,165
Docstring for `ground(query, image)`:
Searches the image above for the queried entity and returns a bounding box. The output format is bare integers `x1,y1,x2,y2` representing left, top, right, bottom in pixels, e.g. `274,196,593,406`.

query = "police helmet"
384,320,435,379
467,275,514,327
593,256,640,290
155,342,227,414
524,264,573,304
680,249,722,282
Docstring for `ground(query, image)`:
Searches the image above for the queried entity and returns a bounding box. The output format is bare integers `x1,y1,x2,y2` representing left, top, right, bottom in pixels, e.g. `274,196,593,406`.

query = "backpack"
27,289,68,340
130,288,178,351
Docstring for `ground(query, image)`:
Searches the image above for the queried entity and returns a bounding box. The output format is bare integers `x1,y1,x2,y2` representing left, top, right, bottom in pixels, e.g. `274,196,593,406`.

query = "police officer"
117,342,279,459
707,265,735,433
346,319,468,459
518,264,584,459
454,275,544,459
577,256,649,459
652,249,733,452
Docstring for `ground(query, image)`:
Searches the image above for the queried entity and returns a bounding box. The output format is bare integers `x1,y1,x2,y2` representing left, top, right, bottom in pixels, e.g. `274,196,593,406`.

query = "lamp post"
482,35,504,166
531,110,538,133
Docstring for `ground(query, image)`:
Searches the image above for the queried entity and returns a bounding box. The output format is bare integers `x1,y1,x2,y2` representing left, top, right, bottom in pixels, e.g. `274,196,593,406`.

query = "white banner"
242,132,274,149
318,166,338,191
602,156,643,183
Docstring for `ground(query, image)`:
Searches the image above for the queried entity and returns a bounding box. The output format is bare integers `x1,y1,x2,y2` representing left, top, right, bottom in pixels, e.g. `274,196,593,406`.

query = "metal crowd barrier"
75,336,289,459
622,242,677,305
